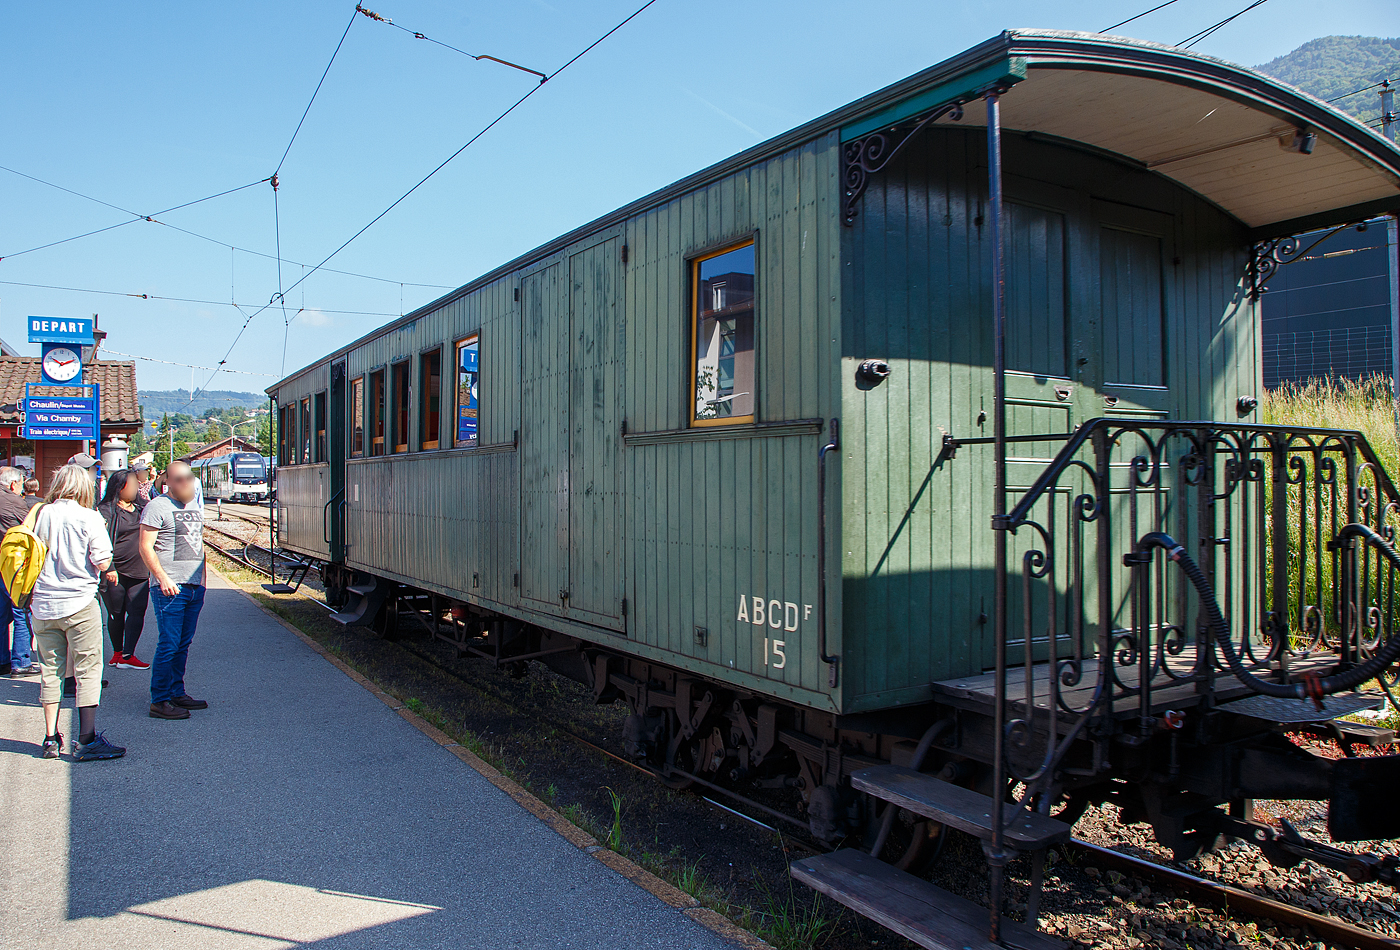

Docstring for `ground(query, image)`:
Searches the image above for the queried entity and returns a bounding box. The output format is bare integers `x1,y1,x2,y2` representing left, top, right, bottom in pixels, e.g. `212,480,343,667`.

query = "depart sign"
27,316,94,346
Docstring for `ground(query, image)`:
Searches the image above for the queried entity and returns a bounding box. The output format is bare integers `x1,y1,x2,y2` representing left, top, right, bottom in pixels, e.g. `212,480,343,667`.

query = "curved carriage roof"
272,28,1400,391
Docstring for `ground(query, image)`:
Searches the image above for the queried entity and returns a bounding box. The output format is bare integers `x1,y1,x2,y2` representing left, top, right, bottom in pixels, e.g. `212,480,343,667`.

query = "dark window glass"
692,242,755,425
420,349,441,449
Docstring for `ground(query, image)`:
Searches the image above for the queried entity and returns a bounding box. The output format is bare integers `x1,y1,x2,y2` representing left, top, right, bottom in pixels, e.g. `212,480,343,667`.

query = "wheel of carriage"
869,806,947,873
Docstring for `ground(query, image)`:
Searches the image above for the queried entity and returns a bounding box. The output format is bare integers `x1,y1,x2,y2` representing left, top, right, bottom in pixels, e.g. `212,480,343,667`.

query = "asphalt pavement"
0,571,741,949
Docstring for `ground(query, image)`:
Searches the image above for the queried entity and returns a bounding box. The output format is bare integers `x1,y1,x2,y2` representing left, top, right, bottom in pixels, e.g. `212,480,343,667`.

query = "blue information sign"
23,395,98,440
27,316,94,346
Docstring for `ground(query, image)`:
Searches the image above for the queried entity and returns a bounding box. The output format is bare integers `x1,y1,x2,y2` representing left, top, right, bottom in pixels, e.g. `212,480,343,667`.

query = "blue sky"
1,0,1394,394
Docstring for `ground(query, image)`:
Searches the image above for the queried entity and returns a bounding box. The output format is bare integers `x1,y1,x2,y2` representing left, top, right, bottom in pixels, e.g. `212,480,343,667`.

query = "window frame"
350,376,365,458
419,345,443,451
687,235,758,429
299,397,312,464
390,359,411,454
276,403,291,466
369,368,386,456
453,333,481,448
313,390,327,463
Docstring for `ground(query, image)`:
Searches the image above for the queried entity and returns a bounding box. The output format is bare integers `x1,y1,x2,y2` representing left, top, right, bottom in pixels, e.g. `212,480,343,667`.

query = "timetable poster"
457,337,479,445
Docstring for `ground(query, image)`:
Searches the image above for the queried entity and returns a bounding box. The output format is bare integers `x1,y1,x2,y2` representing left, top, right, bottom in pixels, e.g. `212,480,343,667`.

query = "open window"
690,239,756,426
420,347,442,450
369,369,386,456
454,334,479,447
350,376,365,457
314,391,327,463
391,361,410,454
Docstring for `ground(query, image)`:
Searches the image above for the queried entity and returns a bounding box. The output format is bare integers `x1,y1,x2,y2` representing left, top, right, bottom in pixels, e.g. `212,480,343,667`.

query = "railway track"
200,547,1400,950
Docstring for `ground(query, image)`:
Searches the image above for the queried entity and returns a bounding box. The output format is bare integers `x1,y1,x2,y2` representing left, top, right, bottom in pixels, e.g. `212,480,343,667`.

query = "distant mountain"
1256,35,1400,128
138,389,267,419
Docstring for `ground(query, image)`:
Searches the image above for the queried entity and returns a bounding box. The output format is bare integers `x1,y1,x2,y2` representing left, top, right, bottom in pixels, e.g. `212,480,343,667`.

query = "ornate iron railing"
988,418,1400,795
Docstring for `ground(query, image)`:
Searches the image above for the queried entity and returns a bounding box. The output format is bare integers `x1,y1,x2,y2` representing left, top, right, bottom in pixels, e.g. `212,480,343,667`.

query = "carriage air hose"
1140,526,1400,704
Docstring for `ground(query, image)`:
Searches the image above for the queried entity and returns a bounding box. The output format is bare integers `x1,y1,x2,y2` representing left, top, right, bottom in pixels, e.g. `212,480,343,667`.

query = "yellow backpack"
0,503,47,609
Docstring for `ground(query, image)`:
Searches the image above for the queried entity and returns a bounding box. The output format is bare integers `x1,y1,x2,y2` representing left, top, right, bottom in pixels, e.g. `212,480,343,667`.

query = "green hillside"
1256,35,1400,129
138,389,267,419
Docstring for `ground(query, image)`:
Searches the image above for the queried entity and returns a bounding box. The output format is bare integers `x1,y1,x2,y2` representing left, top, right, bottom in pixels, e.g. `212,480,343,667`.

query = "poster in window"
457,337,479,445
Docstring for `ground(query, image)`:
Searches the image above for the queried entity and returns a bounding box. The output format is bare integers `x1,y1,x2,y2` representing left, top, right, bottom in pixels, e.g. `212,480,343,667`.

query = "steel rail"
1073,840,1400,950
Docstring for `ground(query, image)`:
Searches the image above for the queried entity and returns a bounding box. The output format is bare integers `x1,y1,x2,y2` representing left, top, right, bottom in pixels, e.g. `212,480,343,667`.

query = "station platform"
0,571,747,950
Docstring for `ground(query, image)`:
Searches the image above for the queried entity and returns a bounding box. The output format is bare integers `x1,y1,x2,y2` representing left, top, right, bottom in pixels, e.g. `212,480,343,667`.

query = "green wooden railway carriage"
272,31,1400,949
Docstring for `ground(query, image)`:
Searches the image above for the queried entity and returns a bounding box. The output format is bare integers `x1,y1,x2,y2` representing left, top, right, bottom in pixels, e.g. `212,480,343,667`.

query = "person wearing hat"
131,459,153,503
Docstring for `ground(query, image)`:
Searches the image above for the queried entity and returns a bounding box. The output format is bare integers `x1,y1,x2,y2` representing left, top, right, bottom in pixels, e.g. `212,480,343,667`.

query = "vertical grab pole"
986,89,1009,946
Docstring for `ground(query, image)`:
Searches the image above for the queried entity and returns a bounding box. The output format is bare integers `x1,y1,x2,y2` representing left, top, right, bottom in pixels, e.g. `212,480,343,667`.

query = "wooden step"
851,766,1071,850
791,849,1065,950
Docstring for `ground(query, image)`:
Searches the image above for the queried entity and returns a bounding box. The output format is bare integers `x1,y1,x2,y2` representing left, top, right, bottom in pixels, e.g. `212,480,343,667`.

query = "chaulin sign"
28,316,93,388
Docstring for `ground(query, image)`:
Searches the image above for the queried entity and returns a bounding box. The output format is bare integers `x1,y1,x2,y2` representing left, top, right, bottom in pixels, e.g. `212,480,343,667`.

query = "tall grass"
1262,374,1400,477
1261,374,1400,649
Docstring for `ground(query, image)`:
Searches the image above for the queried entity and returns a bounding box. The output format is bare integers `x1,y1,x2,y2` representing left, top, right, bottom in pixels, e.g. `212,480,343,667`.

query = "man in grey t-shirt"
139,461,209,720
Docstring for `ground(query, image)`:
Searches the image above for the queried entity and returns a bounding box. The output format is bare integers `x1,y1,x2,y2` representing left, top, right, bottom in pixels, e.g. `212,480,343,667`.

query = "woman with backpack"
97,469,149,670
29,463,123,760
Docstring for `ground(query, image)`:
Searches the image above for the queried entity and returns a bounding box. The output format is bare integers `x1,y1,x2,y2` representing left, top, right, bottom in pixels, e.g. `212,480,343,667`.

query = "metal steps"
852,766,1072,850
330,578,389,628
792,849,1065,950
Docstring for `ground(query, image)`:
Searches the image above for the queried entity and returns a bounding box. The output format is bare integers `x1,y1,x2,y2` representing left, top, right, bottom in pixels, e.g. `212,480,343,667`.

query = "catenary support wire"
355,4,548,81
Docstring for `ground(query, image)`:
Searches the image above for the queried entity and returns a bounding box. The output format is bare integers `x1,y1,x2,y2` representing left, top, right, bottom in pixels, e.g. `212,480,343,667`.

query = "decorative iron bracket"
843,101,965,226
1247,220,1370,299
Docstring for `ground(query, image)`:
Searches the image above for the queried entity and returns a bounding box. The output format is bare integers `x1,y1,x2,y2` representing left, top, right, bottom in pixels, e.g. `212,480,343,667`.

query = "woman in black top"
97,470,150,670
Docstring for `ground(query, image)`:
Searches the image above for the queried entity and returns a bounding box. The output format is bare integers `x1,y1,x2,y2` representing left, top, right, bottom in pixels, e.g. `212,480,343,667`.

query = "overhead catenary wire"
1329,78,1394,105
0,278,400,317
1177,0,1270,50
0,163,452,288
0,174,271,261
355,4,548,81
276,6,359,176
97,347,280,378
1100,0,1183,34
181,0,659,412
271,0,659,331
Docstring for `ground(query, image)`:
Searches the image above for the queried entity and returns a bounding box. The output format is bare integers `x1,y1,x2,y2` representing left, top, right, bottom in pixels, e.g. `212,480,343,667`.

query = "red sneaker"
108,653,125,667
115,654,150,670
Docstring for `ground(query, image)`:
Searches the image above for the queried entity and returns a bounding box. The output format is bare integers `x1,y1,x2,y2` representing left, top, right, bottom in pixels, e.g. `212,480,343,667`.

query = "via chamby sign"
22,394,99,440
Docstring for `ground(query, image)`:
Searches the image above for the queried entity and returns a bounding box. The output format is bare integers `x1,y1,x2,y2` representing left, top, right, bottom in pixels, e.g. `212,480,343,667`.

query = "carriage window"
350,377,364,457
455,335,479,447
277,405,290,466
691,241,755,426
369,369,386,456
420,348,441,450
391,361,410,454
299,398,311,464
314,391,327,463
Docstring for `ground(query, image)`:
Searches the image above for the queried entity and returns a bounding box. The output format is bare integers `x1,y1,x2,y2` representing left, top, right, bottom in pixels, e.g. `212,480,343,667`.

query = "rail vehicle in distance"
194,451,270,504
268,30,1400,950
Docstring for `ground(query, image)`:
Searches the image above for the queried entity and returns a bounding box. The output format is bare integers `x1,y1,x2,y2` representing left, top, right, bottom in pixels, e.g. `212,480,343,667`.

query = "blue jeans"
2,583,31,669
149,584,205,703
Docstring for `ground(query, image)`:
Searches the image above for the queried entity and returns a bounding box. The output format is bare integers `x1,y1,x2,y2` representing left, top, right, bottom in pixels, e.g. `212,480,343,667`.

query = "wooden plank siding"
839,128,1260,713
272,363,330,560
270,121,1262,719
